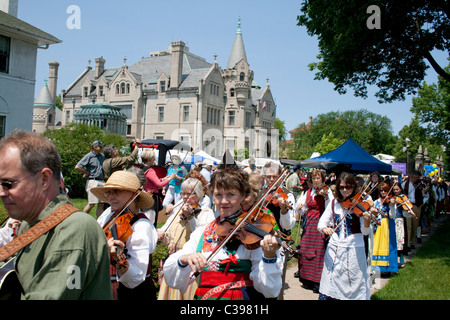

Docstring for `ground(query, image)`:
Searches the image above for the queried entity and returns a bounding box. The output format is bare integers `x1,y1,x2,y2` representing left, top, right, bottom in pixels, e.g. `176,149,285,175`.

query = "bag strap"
0,203,79,262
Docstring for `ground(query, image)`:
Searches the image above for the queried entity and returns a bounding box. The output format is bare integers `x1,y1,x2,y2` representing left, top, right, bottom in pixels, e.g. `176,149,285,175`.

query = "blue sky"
19,0,448,136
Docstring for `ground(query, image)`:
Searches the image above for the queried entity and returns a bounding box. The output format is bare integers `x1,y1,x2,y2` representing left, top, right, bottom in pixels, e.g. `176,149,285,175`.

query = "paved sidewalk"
281,213,449,300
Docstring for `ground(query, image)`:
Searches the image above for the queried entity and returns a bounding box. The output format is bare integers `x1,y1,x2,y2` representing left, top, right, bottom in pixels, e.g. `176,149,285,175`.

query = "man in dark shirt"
75,140,105,217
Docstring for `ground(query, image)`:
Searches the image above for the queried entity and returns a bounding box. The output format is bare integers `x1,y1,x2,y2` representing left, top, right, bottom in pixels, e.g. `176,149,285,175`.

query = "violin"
102,191,142,270
190,167,297,280
180,203,202,221
395,194,418,219
265,187,293,210
341,192,380,225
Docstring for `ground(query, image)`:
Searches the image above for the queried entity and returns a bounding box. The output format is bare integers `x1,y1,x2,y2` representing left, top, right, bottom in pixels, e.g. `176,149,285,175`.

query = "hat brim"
91,185,154,209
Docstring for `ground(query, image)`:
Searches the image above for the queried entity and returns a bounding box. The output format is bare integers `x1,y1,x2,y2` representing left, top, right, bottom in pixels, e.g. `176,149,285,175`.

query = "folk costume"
371,199,398,273
296,187,333,290
317,199,372,300
158,200,215,300
93,171,158,301
163,217,284,300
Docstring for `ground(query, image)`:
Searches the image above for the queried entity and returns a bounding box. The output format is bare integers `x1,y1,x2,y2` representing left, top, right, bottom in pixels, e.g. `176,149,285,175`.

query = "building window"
158,106,164,122
116,84,119,94
0,36,10,74
230,88,235,97
0,116,5,137
160,81,166,93
126,83,130,94
240,72,245,81
183,105,189,122
83,87,88,98
228,110,235,126
99,86,104,97
120,82,126,94
245,112,251,128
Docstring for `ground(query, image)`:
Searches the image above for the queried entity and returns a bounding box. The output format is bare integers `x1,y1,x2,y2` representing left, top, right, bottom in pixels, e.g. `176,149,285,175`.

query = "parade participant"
295,169,334,293
261,162,296,234
318,172,374,300
392,183,409,268
371,182,398,274
163,168,283,300
157,177,215,300
140,149,176,223
75,140,106,217
369,172,382,201
0,130,112,300
162,154,186,212
93,171,157,300
286,165,302,201
102,139,140,180
401,170,424,249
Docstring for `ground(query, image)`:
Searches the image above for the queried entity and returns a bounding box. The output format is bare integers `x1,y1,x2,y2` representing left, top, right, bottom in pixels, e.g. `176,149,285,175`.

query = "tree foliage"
43,123,129,198
288,109,396,159
297,0,450,103
411,60,450,144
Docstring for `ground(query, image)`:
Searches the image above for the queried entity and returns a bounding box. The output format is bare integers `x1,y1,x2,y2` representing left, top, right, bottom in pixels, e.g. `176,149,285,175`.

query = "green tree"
274,117,287,142
288,109,396,160
43,123,129,198
297,0,450,103
314,132,345,155
411,61,450,144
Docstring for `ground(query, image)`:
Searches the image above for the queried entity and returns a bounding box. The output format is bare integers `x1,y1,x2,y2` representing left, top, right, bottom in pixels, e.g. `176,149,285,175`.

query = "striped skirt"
299,216,326,283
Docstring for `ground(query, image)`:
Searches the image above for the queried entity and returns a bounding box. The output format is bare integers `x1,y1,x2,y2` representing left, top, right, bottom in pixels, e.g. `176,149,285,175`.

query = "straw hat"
91,171,154,209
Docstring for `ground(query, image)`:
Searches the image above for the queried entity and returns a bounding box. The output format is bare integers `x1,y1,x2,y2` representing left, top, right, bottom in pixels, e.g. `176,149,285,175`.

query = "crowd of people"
0,130,448,301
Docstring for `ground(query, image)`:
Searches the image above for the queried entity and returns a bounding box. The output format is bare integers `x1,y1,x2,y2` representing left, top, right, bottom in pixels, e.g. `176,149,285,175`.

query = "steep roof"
226,18,247,69
65,46,212,95
34,81,54,107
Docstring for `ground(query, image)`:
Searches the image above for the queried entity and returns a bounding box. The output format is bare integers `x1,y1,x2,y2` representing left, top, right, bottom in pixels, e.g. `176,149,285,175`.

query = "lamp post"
403,137,411,175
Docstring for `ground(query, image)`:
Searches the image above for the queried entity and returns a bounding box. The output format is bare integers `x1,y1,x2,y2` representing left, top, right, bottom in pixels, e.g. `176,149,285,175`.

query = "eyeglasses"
104,189,122,198
338,185,354,190
0,174,34,190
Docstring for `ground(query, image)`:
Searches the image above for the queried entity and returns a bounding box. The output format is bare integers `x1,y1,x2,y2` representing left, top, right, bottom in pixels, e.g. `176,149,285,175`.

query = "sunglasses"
339,185,354,190
0,174,34,190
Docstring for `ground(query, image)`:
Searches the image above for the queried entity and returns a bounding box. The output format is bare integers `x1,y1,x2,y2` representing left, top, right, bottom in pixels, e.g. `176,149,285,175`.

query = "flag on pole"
262,98,267,111
271,104,277,117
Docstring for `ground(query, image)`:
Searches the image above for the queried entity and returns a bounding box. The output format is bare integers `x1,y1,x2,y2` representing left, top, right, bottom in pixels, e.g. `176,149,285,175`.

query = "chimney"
95,57,105,79
48,61,59,105
170,41,185,89
0,0,18,17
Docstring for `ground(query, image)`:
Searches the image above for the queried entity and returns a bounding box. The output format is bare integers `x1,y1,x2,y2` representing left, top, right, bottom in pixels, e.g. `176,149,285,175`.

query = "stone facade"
61,21,278,159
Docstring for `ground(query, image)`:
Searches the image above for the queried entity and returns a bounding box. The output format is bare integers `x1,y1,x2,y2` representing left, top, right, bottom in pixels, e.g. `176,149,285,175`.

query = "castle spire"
226,17,247,69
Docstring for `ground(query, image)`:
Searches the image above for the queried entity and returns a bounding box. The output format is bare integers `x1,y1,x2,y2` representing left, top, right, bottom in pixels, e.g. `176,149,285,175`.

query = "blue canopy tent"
302,138,393,174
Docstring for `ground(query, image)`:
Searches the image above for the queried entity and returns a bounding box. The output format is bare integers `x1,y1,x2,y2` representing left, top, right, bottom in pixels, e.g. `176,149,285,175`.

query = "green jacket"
15,194,113,300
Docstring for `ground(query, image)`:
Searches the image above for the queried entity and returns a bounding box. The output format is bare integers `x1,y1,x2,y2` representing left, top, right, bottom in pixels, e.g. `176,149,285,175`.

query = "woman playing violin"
163,168,283,300
93,170,158,301
391,183,410,268
157,177,215,300
317,172,374,300
370,182,398,273
295,169,334,293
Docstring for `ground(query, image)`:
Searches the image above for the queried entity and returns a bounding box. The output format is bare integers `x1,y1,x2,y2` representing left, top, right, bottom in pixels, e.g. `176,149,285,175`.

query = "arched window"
116,84,119,94
120,82,126,94
240,72,245,81
126,83,130,94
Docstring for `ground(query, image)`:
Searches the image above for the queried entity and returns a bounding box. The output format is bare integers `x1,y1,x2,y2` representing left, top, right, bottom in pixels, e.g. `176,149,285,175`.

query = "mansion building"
60,20,278,159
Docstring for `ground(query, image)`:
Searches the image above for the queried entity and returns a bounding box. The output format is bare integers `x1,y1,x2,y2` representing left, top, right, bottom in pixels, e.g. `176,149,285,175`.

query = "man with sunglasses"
0,130,112,300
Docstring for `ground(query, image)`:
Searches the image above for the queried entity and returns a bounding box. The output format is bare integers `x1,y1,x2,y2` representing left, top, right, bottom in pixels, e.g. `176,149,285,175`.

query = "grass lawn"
371,216,450,300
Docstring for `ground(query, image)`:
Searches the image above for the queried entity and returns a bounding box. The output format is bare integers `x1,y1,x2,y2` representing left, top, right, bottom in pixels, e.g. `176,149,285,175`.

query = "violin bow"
161,178,204,233
190,166,291,280
102,189,143,232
